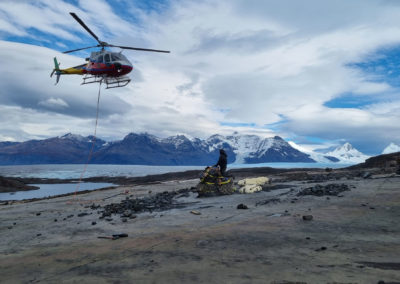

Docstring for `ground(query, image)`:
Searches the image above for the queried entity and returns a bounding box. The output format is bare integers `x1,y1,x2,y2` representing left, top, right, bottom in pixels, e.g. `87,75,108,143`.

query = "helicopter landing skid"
81,75,131,89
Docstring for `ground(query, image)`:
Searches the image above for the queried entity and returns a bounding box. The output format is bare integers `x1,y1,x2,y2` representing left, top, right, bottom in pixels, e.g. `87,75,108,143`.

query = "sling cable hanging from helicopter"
56,11,169,203
72,80,102,202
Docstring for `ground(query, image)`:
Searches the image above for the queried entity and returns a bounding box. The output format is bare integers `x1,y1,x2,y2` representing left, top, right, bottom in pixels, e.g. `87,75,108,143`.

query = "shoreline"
0,164,389,203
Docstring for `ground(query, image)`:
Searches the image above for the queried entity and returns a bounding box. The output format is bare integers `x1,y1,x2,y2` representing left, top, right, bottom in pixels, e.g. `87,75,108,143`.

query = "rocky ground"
0,176,39,192
0,164,400,283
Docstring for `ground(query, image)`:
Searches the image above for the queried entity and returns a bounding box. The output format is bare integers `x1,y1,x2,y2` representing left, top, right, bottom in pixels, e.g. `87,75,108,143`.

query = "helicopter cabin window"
111,54,121,61
104,54,111,63
97,55,104,63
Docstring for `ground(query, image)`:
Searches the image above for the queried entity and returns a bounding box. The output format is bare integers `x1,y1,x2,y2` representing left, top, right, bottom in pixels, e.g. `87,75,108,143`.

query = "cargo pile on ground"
1,165,400,283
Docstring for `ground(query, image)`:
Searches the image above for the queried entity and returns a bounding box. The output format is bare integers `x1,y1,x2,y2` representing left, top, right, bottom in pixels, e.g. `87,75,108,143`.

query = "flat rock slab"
1,177,400,283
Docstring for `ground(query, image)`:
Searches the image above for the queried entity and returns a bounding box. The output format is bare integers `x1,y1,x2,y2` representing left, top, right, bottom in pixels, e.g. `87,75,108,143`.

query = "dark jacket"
214,149,227,176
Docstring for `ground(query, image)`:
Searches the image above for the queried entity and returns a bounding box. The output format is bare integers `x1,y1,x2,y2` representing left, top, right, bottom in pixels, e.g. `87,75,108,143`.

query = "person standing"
214,149,228,176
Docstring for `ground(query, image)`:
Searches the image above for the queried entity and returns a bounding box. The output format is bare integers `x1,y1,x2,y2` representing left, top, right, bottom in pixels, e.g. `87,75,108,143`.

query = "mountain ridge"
325,142,370,164
0,132,370,165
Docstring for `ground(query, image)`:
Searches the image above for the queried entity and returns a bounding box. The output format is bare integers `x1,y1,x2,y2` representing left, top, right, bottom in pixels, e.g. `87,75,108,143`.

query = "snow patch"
382,142,400,154
289,141,334,163
60,133,87,142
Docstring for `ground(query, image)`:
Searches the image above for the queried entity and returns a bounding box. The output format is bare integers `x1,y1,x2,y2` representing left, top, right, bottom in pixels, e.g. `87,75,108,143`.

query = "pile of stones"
297,183,351,197
99,188,192,219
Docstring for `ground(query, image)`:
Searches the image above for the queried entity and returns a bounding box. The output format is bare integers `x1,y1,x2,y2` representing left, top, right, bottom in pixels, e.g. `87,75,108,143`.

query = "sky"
0,0,400,155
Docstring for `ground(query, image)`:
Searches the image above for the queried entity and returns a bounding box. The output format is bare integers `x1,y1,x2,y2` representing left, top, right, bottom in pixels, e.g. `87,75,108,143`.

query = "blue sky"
1,0,400,155
325,46,400,108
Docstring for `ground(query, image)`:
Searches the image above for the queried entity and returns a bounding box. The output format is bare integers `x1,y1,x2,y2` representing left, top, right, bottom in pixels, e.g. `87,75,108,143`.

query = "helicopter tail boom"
51,57,86,85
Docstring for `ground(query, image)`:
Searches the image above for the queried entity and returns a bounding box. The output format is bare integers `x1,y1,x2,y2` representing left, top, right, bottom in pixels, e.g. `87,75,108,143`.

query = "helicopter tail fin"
53,57,60,70
50,57,61,85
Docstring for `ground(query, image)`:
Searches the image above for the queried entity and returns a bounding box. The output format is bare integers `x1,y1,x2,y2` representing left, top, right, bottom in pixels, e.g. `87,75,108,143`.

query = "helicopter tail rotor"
50,57,62,85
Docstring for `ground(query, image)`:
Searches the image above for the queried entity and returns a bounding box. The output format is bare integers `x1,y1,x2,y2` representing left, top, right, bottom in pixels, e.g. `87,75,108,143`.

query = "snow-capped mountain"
206,133,262,163
0,133,106,165
382,143,400,154
0,132,314,165
325,142,370,164
59,133,90,142
206,133,313,164
288,141,339,163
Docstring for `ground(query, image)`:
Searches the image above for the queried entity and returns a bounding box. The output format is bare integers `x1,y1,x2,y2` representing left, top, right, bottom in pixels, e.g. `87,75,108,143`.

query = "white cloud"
282,103,400,154
38,97,69,109
352,81,391,95
0,0,400,155
0,16,26,36
0,0,82,41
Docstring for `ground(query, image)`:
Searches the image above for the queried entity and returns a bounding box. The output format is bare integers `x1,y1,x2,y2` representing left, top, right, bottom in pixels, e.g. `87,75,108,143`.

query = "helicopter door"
104,54,111,66
94,55,104,68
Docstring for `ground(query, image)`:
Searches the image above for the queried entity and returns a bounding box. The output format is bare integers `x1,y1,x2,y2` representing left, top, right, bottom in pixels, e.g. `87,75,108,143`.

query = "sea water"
0,182,114,201
0,164,205,179
0,163,350,179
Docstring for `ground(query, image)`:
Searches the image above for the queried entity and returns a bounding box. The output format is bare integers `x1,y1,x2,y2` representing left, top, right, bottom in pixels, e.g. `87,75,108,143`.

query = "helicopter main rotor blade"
110,45,170,53
70,12,102,45
63,45,100,54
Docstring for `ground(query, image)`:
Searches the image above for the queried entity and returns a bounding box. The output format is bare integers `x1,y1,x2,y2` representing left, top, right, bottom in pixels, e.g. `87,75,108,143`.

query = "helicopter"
51,12,170,89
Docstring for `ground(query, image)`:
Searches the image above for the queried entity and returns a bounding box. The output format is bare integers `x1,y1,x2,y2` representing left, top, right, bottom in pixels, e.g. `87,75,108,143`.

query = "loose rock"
196,240,209,247
362,172,372,179
122,210,132,217
90,203,101,209
315,246,327,251
237,204,248,210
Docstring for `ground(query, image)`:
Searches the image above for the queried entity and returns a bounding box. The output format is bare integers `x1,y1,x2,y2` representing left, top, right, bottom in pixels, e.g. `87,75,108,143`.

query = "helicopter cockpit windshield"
94,53,130,65
111,53,129,64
